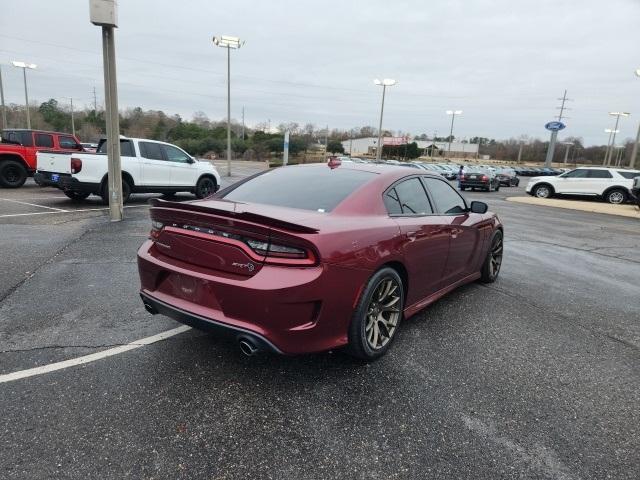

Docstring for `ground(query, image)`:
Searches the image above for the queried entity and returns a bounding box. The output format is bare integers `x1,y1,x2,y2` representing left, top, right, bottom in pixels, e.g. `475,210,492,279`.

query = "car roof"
575,166,640,172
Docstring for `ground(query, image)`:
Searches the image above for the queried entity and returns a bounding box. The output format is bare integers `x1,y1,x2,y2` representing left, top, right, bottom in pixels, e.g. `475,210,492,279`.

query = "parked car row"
514,166,565,176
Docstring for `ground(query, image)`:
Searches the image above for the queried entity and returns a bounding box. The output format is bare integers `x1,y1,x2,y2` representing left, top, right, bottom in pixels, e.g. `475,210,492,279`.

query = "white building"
341,137,479,158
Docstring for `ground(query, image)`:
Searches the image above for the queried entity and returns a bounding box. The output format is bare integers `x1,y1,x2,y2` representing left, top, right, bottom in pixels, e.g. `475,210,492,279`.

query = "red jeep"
0,129,84,188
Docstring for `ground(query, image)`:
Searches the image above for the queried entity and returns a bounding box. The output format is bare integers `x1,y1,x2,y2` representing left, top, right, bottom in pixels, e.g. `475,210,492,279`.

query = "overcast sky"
1,0,639,145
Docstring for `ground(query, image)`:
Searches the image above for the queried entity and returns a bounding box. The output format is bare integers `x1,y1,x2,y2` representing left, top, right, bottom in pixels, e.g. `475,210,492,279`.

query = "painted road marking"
0,198,69,212
0,204,150,218
0,325,192,384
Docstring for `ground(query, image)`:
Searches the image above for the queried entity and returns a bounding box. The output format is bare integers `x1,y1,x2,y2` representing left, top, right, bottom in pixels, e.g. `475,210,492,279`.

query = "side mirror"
187,157,195,164
470,201,488,214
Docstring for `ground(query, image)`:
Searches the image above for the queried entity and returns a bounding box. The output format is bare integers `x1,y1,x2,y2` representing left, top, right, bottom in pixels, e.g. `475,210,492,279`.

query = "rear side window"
222,167,376,212
392,177,433,215
59,136,80,150
562,169,589,178
616,171,640,179
423,177,467,214
140,142,165,160
97,139,135,157
383,188,403,214
588,170,612,179
2,130,33,146
35,133,54,148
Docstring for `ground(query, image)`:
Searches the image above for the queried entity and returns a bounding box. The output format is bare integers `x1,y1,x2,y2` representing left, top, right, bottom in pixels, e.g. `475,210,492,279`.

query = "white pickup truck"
35,137,221,203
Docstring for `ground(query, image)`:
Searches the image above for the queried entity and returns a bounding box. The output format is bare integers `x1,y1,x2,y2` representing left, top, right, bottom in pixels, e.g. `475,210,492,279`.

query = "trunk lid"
149,198,322,277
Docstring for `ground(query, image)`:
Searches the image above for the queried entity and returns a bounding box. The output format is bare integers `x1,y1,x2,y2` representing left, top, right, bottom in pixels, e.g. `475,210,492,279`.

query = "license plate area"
51,173,60,182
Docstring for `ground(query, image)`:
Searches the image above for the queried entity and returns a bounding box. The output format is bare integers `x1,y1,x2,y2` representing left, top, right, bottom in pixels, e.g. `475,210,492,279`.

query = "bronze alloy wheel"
365,277,402,349
489,233,503,279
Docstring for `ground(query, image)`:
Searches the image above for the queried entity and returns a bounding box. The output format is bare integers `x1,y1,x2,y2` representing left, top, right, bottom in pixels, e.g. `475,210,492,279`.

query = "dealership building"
341,137,479,158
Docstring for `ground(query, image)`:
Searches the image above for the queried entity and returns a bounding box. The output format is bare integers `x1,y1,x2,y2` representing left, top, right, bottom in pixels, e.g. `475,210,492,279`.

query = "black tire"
604,188,627,205
195,176,217,199
460,187,466,191
64,191,91,201
480,230,503,283
0,160,28,188
346,267,405,361
100,177,131,205
532,183,553,199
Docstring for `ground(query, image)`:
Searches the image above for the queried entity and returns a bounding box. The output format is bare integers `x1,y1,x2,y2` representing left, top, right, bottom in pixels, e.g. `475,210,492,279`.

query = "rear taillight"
481,175,488,181
150,220,164,239
70,158,82,174
149,218,316,265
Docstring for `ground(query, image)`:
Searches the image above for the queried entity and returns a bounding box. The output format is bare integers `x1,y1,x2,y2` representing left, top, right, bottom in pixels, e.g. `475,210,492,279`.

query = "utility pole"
92,86,98,111
517,142,523,163
324,124,329,158
69,98,75,136
0,65,6,129
241,106,245,141
544,90,571,168
91,0,123,221
629,122,640,169
431,131,437,158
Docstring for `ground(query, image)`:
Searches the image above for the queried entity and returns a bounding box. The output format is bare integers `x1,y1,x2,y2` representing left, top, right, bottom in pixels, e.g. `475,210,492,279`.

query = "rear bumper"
460,180,491,188
137,240,371,355
34,171,99,194
140,292,282,354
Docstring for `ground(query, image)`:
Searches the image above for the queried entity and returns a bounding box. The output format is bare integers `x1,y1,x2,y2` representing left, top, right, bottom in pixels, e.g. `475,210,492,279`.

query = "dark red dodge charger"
138,163,503,360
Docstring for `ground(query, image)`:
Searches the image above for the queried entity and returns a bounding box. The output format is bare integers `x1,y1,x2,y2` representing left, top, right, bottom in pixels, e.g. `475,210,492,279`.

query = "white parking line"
0,204,150,218
0,325,192,384
0,198,68,212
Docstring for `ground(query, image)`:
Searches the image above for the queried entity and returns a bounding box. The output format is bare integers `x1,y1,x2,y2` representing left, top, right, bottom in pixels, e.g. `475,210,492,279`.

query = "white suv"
526,167,640,204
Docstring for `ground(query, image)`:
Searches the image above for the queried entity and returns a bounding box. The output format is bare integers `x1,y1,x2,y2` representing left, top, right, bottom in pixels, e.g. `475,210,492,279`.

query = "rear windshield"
222,166,376,212
617,170,640,179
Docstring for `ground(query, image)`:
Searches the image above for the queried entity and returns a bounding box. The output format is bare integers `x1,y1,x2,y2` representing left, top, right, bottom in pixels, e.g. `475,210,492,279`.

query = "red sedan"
137,163,503,360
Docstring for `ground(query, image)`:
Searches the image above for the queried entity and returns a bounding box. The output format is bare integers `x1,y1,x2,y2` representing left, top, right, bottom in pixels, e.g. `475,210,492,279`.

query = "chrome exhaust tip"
143,301,158,315
238,338,259,357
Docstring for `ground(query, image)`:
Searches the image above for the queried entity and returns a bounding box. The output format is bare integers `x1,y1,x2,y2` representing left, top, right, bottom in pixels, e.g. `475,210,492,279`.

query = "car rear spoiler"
149,198,320,234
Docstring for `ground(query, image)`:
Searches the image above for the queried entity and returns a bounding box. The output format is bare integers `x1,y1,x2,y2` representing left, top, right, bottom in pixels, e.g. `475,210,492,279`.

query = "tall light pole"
629,69,640,169
603,128,618,165
213,35,244,177
11,61,37,129
374,78,396,161
446,110,462,158
560,141,573,164
605,112,630,166
0,65,6,129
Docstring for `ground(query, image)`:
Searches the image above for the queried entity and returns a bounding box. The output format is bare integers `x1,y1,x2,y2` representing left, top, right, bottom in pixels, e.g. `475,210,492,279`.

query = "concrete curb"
506,196,640,219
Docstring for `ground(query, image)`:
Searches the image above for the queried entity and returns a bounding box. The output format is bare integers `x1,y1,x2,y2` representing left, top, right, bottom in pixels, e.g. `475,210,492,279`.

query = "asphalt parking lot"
1,166,639,479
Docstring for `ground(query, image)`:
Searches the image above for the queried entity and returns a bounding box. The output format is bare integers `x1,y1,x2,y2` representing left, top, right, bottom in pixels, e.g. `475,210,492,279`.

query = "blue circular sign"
545,121,566,131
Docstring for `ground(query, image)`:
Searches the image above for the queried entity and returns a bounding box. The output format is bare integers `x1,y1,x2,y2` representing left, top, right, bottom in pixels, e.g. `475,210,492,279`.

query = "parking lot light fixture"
11,61,37,129
446,110,463,158
630,70,640,169
374,78,396,161
213,35,244,177
605,112,630,166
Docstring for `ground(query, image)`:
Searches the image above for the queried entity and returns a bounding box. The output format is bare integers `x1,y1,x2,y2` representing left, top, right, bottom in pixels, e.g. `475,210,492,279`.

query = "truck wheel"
0,160,28,188
64,191,91,201
100,178,132,205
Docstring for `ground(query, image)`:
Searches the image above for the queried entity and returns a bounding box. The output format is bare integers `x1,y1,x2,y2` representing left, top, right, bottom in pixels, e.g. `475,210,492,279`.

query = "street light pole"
12,61,37,129
213,35,244,177
629,69,640,169
605,112,629,166
0,65,6,129
446,110,462,158
374,79,396,161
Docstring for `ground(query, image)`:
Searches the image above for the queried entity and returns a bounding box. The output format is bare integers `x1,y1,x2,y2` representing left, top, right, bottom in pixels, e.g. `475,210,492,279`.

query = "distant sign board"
545,121,566,131
383,136,411,146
